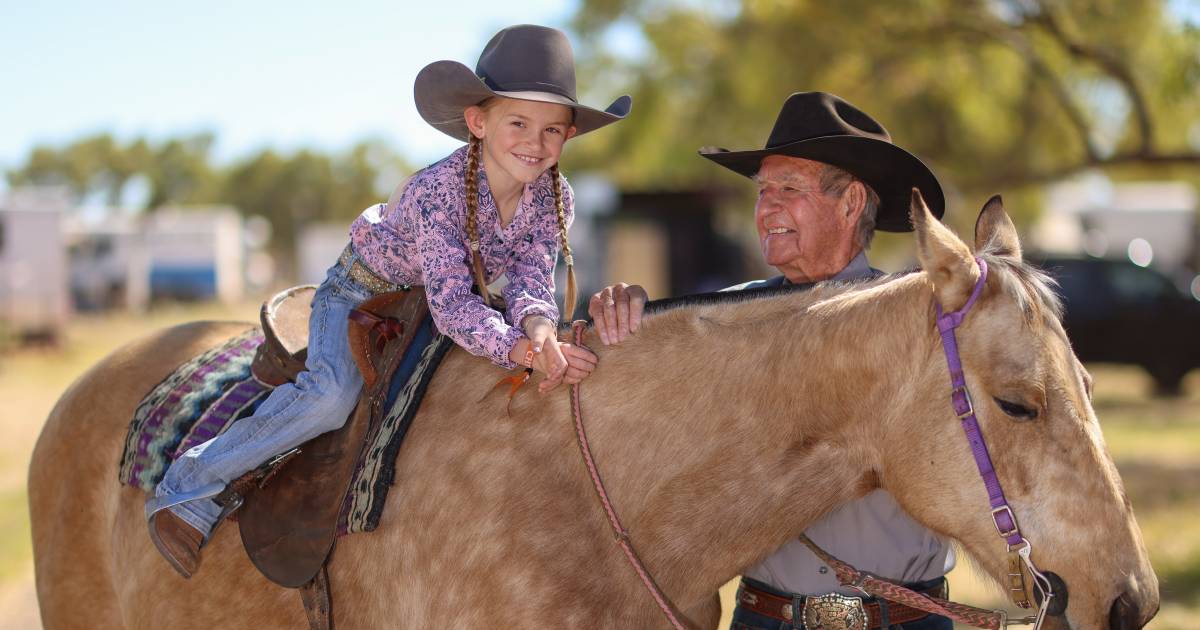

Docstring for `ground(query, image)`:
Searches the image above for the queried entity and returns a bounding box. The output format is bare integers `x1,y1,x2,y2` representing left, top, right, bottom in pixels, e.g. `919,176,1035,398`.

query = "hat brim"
415,60,631,142
699,135,945,232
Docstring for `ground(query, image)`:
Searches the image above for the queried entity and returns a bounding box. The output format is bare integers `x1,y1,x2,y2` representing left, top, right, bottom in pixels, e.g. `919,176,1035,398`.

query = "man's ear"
911,188,979,312
843,180,867,223
464,105,487,140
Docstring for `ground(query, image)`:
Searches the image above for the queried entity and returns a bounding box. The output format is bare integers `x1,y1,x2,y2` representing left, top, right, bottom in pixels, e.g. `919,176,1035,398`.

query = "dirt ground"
3,302,1197,629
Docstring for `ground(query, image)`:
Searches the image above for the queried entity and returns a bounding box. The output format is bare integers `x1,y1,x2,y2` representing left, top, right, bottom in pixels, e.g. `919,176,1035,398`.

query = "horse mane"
634,272,912,318
976,249,1064,324
586,251,1060,329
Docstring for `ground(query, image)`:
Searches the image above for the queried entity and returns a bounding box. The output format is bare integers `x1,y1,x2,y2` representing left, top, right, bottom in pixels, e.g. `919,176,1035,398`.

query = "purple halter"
934,257,1055,623
934,257,1026,546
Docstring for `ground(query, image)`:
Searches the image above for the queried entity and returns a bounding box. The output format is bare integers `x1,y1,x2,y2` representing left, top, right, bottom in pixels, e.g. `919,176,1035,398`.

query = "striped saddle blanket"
118,317,452,535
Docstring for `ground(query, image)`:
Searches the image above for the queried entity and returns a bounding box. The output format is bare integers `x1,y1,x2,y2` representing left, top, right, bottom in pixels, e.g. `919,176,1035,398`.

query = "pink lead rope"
569,321,688,630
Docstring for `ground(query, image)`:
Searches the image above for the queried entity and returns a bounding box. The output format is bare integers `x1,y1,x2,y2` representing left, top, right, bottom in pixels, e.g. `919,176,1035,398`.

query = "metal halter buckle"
802,593,868,630
991,505,1020,538
952,385,974,419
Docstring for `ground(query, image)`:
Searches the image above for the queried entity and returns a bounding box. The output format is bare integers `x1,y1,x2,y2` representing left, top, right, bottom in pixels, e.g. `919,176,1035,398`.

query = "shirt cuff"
512,304,559,329
493,325,526,370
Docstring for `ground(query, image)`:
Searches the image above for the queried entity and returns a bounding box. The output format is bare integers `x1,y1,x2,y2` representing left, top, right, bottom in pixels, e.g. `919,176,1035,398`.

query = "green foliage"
222,139,405,260
566,0,1200,231
6,132,219,208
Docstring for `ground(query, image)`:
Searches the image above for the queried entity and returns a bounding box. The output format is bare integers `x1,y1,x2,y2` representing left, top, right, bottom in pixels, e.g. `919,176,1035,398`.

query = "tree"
7,134,411,273
221,139,410,264
6,133,219,209
565,0,1200,228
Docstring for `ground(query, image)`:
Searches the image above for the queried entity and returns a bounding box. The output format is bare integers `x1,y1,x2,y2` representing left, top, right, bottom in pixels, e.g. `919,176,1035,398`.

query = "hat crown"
765,92,891,149
475,24,578,103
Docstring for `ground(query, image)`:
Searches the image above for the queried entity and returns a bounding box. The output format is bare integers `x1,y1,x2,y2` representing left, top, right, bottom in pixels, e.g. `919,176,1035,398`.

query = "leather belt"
736,578,946,630
338,246,403,295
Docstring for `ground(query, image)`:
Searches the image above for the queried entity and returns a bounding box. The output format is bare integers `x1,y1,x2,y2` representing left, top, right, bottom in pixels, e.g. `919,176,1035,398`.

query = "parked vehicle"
1032,255,1200,395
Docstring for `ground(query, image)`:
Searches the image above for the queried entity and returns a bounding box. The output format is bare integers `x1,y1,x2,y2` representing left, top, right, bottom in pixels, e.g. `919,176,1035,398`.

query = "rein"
565,258,1055,629
568,321,688,630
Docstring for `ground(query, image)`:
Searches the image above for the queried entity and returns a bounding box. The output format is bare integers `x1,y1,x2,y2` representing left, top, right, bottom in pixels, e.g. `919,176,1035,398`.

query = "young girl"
146,24,631,577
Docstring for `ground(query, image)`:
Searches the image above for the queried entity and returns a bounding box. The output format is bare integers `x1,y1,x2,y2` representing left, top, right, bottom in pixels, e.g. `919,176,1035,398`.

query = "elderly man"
589,92,953,630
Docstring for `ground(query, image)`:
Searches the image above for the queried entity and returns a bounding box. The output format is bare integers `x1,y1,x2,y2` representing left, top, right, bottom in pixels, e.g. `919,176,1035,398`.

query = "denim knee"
294,369,362,434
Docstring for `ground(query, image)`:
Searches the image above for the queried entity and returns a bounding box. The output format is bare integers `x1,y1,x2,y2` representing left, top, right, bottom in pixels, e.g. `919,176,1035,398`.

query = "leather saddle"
230,284,428,590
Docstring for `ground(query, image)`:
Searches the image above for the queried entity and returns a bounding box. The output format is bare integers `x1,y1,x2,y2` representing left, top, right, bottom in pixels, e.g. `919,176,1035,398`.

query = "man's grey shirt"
726,252,955,595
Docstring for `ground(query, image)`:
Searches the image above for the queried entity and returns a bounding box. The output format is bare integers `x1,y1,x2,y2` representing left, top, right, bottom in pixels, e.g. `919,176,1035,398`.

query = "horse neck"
583,274,936,604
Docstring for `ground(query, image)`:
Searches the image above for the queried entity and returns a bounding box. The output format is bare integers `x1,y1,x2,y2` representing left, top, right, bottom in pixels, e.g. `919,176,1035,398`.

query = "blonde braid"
464,135,493,308
550,163,577,321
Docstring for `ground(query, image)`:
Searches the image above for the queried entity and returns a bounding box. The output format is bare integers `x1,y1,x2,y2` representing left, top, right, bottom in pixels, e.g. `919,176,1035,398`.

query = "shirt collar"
781,251,875,287
831,251,875,282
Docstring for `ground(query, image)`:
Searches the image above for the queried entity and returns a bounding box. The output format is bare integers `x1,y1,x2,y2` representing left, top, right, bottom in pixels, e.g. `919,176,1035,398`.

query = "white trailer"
143,207,245,304
0,188,71,342
1036,177,1197,273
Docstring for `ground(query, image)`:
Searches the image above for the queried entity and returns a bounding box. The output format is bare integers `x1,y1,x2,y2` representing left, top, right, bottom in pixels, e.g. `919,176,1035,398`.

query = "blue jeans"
154,250,375,535
730,577,953,630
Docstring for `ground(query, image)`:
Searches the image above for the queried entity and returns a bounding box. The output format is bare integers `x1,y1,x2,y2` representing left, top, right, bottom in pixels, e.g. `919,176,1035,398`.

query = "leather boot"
148,509,204,578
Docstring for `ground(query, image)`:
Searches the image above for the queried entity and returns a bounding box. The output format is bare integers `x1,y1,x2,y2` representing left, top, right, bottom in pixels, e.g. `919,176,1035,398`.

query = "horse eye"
994,397,1038,420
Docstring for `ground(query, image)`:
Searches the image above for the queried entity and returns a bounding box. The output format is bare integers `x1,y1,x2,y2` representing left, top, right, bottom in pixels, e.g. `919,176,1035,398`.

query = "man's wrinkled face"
753,155,865,283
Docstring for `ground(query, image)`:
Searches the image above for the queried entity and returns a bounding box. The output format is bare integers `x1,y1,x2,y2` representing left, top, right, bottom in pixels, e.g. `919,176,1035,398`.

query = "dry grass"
2,303,1196,628
0,300,258,604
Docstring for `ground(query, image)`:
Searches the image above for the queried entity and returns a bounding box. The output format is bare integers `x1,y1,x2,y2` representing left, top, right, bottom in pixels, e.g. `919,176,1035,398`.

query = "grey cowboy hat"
415,24,632,142
700,92,944,232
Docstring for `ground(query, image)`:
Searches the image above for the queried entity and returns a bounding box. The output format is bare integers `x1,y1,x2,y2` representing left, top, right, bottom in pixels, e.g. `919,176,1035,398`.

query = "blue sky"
0,1,582,181
4,0,1197,189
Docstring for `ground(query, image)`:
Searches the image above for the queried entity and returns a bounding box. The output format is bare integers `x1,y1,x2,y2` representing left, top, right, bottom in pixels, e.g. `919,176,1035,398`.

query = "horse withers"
29,195,1157,629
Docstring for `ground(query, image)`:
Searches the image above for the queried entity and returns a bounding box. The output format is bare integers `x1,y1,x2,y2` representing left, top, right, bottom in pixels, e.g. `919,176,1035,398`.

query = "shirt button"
819,566,829,574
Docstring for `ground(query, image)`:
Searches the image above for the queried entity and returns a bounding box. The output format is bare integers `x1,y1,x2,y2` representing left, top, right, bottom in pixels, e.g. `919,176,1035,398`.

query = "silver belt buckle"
802,593,868,630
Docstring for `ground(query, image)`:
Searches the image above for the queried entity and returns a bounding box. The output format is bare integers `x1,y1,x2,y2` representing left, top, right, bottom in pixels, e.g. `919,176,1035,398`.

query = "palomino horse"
30,196,1157,629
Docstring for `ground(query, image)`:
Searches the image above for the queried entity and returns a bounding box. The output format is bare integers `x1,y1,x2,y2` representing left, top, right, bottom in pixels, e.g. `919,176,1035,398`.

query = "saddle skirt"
119,327,270,492
118,289,453,543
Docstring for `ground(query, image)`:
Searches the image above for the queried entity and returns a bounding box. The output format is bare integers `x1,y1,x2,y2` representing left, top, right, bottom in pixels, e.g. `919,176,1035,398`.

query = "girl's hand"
526,320,568,380
518,316,598,392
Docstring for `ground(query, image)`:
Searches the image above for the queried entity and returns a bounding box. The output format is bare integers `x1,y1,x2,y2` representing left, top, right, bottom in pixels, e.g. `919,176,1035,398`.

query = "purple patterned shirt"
349,146,572,369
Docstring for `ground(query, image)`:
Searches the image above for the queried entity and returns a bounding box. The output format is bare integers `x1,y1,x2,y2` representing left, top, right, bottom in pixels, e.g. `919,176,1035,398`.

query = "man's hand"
535,342,598,392
587,283,648,345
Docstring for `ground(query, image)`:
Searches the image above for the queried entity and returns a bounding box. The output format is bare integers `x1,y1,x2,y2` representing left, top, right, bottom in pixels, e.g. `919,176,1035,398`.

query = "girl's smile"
465,98,577,198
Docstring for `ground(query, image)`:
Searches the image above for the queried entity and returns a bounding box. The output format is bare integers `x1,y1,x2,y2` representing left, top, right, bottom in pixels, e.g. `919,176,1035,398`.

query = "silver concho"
801,593,868,630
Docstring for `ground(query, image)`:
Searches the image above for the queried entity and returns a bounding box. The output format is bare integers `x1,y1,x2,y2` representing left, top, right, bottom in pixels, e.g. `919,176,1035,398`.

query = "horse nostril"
1108,592,1141,630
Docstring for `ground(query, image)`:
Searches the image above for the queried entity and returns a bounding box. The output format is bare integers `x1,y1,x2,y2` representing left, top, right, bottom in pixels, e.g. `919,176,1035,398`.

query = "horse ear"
910,188,979,312
974,194,1022,261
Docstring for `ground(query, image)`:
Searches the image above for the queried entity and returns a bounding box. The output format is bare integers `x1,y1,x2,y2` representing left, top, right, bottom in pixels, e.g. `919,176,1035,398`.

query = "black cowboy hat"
415,24,632,142
699,92,944,232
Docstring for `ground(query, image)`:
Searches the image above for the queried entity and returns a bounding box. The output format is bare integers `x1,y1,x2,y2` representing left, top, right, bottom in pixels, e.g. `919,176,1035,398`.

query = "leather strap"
569,321,687,629
298,564,333,630
799,534,1011,629
737,579,941,628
